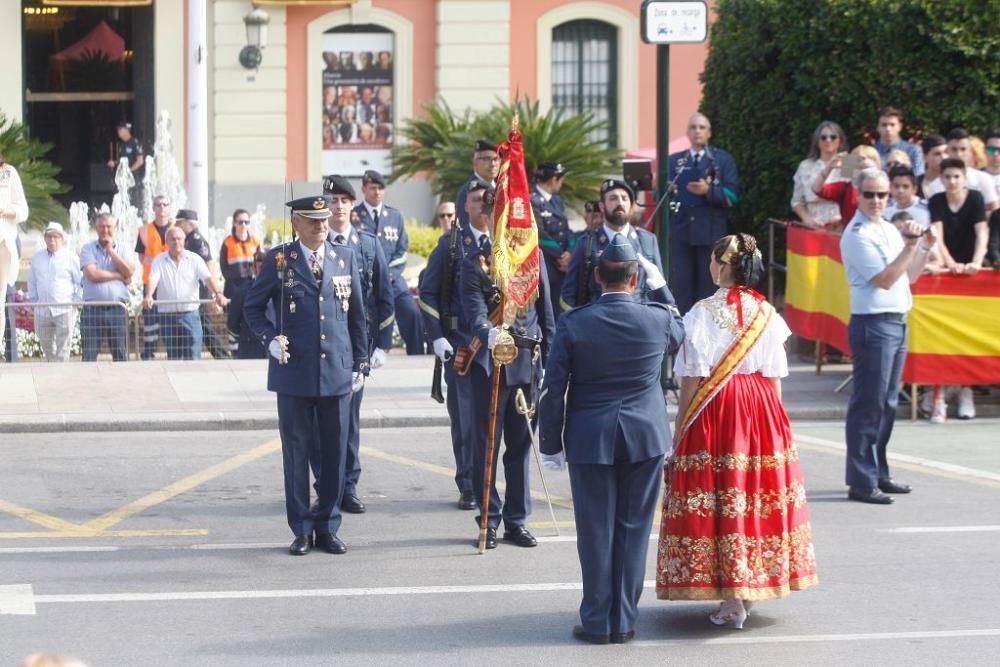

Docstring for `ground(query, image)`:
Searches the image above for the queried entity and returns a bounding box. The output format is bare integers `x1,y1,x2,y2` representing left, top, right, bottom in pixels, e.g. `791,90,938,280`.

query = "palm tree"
0,113,69,230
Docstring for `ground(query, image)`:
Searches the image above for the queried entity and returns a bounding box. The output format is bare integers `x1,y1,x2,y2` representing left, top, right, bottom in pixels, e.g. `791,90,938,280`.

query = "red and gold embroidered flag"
491,117,541,320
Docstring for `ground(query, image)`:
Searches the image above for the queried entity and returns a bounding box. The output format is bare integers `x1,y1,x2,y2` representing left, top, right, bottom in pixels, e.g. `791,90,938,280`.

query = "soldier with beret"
352,169,426,355
456,139,500,230
243,195,369,556
531,161,572,320
322,174,395,515
560,179,665,311
458,183,556,549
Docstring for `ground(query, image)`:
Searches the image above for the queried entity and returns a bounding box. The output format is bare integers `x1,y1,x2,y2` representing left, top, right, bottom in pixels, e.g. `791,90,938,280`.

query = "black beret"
286,195,333,219
361,169,387,187
536,161,568,178
175,208,198,222
600,178,635,202
322,175,357,200
599,233,637,263
474,139,497,153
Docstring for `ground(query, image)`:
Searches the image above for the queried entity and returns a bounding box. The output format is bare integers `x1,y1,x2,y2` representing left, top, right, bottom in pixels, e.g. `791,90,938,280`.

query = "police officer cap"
322,175,357,200
286,195,333,219
600,178,635,202
600,233,637,263
467,180,494,196
175,208,198,222
474,139,497,153
536,161,568,178
361,169,387,188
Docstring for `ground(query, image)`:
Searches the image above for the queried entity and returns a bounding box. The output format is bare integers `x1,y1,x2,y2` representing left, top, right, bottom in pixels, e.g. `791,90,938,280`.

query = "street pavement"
2,416,999,665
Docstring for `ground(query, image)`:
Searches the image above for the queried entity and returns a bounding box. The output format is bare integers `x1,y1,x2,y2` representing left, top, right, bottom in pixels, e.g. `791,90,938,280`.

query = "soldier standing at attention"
531,161,572,320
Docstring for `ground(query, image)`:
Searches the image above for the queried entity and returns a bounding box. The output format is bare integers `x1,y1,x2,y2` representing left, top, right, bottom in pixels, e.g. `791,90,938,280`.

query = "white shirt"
28,247,81,316
470,226,491,249
923,169,999,207
364,202,383,222
885,199,931,229
602,222,633,242
534,185,553,202
149,250,210,313
0,164,29,287
299,240,325,268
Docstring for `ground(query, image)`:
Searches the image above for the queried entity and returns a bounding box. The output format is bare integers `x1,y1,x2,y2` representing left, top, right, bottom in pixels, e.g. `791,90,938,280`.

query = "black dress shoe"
610,630,635,644
848,487,894,504
341,494,366,514
572,625,610,645
314,532,347,554
289,535,312,556
482,527,498,549
878,478,912,494
457,491,477,510
503,525,538,547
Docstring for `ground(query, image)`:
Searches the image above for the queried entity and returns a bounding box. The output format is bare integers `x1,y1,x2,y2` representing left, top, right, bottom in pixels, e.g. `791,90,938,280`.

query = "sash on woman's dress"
677,289,773,439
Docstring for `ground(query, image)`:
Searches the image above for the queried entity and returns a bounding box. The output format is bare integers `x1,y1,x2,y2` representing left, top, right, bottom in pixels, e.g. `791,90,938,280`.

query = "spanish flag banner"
784,225,1000,384
491,118,541,322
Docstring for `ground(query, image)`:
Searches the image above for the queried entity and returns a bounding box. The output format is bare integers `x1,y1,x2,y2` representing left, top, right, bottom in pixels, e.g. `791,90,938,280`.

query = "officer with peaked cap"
351,169,426,355
531,161,571,320
456,139,500,229
320,174,394,515
244,194,369,556
539,232,684,645
560,178,665,311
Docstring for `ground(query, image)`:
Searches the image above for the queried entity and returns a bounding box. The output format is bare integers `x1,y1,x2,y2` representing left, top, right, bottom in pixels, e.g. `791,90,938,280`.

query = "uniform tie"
479,234,491,257
310,251,323,282
372,208,380,227
334,234,346,245
691,152,701,169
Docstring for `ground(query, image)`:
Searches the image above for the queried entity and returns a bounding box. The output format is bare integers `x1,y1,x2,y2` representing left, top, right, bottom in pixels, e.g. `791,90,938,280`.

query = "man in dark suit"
539,234,684,644
244,195,369,556
459,183,555,549
560,179,664,311
531,161,572,320
323,175,395,515
667,112,740,313
352,169,426,355
455,139,500,229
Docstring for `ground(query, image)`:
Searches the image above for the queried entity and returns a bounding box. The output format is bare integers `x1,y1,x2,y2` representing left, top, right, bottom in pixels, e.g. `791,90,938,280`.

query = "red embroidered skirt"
655,372,818,601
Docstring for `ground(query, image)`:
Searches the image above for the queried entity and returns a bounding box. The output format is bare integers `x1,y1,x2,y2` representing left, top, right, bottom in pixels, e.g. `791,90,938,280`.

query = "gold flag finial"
512,113,520,132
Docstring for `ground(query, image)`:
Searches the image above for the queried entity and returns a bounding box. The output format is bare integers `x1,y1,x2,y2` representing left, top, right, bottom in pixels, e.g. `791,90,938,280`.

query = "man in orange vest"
136,193,174,359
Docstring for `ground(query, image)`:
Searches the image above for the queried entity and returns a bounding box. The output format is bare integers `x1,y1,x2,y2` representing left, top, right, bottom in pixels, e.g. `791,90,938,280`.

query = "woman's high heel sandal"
709,600,748,629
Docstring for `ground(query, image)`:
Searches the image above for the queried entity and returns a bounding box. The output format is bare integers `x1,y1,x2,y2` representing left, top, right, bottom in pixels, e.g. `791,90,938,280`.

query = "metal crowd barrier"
136,299,230,361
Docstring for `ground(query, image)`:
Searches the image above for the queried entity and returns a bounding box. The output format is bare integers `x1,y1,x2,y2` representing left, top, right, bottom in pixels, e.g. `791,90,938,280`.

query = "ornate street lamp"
239,6,271,70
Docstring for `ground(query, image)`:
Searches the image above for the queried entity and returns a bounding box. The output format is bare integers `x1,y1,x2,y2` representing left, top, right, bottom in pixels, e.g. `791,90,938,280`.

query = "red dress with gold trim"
656,289,818,602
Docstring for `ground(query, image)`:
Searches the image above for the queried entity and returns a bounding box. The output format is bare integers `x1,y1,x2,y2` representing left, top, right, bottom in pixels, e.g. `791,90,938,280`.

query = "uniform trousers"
469,364,532,530
669,225,714,314
545,259,566,322
343,385,365,497
570,453,662,635
35,311,75,362
446,359,474,495
395,292,427,355
845,313,906,490
277,392,350,538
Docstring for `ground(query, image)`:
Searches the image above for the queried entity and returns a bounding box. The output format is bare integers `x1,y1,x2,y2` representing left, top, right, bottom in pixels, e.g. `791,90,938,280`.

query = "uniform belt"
852,312,906,323
510,331,541,349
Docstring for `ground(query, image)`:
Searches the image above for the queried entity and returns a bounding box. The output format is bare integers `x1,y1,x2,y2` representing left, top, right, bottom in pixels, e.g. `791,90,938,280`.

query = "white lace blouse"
790,158,842,224
674,289,792,379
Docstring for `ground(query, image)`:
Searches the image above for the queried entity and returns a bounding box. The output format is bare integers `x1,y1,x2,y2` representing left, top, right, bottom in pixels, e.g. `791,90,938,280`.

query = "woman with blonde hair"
812,144,882,229
0,151,29,352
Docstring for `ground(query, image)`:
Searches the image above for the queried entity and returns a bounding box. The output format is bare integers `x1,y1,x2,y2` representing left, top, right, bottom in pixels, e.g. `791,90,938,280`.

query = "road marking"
536,534,656,544
0,529,209,540
0,498,88,533
882,525,1000,534
529,521,576,529
0,584,36,615
83,439,280,532
677,628,1000,646
793,433,1000,489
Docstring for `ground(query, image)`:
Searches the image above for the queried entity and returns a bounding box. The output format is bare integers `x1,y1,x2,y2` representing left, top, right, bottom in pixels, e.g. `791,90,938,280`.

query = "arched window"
551,20,617,147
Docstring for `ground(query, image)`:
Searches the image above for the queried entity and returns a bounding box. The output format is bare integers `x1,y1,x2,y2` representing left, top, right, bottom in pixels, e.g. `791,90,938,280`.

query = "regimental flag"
491,118,541,322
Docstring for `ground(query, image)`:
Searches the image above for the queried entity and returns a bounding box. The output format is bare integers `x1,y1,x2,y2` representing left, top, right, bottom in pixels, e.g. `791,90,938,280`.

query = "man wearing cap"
352,169,425,355
419,181,492,512
175,209,230,359
80,212,135,361
28,222,81,362
459,183,556,549
539,233,684,645
667,112,741,313
561,179,664,311
323,174,395,515
244,195,369,556
456,139,500,229
531,161,572,320
107,121,145,202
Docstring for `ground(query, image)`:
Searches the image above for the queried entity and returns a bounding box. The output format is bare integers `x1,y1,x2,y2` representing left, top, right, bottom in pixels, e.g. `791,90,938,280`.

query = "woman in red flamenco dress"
655,233,818,628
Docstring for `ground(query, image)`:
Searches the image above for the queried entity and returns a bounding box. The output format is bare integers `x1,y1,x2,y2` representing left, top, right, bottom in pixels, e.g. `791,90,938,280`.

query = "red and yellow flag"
491,118,541,321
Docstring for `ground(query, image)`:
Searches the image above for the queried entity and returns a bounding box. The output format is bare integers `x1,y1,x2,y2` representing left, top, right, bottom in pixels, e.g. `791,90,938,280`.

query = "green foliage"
0,112,69,230
404,220,440,260
391,96,621,213
700,0,1000,235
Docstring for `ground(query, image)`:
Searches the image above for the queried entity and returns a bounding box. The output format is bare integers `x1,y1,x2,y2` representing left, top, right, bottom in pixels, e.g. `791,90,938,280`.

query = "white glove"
487,326,502,350
351,371,365,393
637,254,667,290
268,337,290,364
370,348,387,369
432,337,454,362
540,451,566,471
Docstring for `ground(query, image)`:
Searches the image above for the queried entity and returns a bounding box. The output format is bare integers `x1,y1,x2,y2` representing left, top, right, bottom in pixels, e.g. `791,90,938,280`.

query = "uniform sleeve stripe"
380,314,396,330
559,297,573,312
388,257,407,267
417,299,439,320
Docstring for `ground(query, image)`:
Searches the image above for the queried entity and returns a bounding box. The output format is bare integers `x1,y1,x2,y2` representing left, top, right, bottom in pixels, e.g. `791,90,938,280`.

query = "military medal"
332,276,352,312
289,301,296,314
275,252,287,278
383,227,399,242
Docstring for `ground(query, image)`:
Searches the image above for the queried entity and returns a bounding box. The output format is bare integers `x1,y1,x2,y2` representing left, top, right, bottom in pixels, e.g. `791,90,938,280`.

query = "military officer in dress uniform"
667,112,741,313
352,169,426,355
322,174,395,515
560,179,664,311
539,234,684,645
459,184,556,549
418,181,490,511
531,161,572,320
456,139,500,229
243,195,369,556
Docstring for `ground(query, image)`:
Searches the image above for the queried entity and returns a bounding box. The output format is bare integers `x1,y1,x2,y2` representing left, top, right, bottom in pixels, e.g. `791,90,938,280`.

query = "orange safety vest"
221,234,261,278
142,221,173,284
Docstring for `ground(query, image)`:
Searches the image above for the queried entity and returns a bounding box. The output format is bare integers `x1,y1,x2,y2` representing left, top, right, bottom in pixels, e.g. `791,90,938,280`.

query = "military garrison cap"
536,161,568,179
599,233,637,264
600,178,635,202
361,169,387,187
286,195,333,219
322,175,357,200
474,139,497,153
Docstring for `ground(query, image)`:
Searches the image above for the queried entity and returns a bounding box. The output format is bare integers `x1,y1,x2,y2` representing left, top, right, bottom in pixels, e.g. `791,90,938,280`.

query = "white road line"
672,628,1000,646
0,546,120,554
882,525,1000,534
536,534,655,543
0,584,36,615
794,433,1000,483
